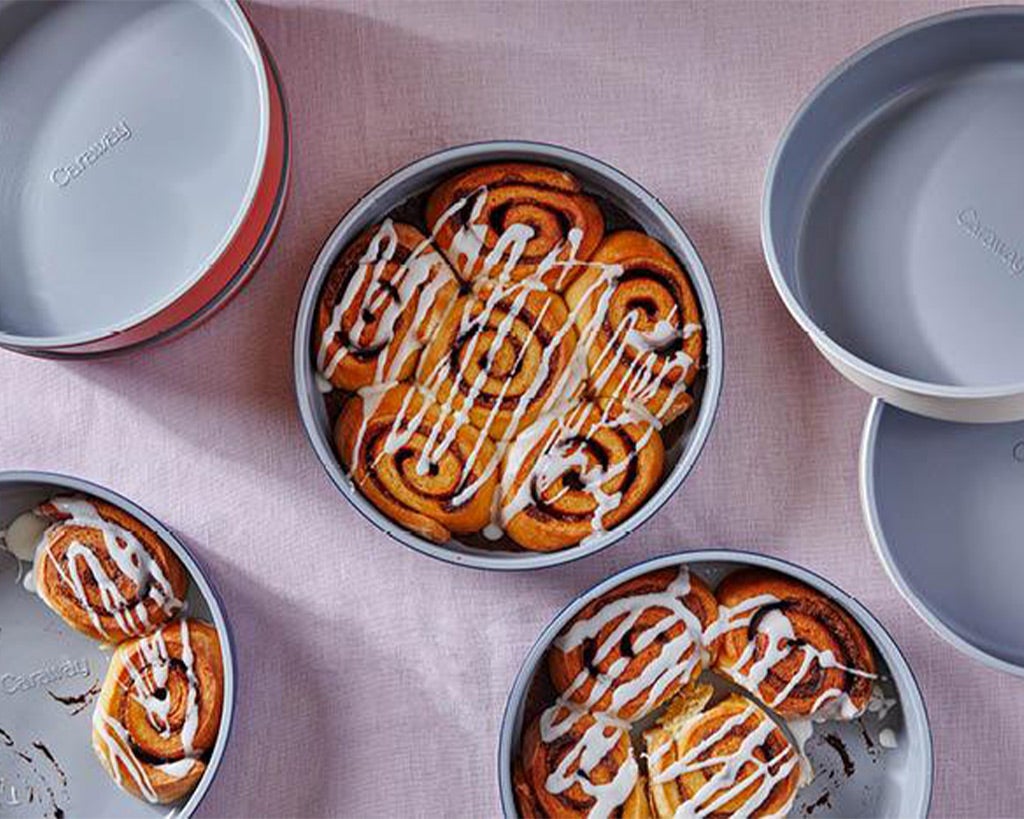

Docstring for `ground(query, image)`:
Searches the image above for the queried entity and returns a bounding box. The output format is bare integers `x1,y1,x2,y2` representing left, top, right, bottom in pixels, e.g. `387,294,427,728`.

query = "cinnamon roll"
92,619,224,804
520,703,650,818
548,568,717,721
644,687,805,819
416,284,581,441
33,496,188,643
708,569,877,720
565,232,703,426
315,220,460,391
335,383,499,543
425,163,604,290
500,399,664,551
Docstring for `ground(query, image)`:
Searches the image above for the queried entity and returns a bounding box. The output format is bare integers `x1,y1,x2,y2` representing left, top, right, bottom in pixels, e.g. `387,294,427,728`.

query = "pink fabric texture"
1,1,1016,815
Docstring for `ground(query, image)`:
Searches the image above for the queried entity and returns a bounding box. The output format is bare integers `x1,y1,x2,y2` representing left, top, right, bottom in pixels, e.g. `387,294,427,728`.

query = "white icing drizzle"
36,498,182,639
93,621,202,802
329,183,700,543
705,595,877,719
648,705,800,819
553,568,706,719
93,711,161,803
539,704,638,819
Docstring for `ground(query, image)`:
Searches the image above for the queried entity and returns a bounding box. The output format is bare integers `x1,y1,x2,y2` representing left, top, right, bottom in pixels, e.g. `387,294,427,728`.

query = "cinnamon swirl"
565,232,703,426
33,496,188,643
335,383,499,543
315,220,459,391
425,163,604,290
416,284,581,442
520,703,650,818
500,399,664,551
548,568,717,721
644,687,805,819
92,619,224,804
708,569,877,720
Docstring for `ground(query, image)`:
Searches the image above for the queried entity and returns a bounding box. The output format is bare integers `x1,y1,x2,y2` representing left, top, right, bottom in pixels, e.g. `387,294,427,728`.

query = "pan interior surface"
0,1,264,343
772,11,1024,390
869,404,1024,668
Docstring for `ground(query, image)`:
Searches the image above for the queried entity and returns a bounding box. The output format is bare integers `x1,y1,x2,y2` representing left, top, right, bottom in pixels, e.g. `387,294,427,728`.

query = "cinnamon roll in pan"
499,551,933,818
0,471,235,816
295,142,723,569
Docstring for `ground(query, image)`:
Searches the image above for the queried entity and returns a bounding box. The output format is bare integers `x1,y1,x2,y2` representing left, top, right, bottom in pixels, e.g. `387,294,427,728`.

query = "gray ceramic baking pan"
0,0,277,354
763,7,1024,422
498,550,933,817
0,471,235,817
294,141,723,571
861,399,1024,675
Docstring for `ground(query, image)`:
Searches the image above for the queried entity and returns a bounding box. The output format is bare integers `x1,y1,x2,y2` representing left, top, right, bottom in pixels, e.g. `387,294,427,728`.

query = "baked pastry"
500,399,664,551
644,686,804,818
416,283,581,441
425,163,604,290
520,703,649,818
708,569,877,720
548,567,717,720
92,619,224,804
565,231,703,427
315,220,460,391
33,496,188,643
317,163,706,553
335,383,499,543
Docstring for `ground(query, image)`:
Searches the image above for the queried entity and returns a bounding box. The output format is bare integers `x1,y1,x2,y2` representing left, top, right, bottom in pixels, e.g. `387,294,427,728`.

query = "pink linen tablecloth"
2,1,1018,815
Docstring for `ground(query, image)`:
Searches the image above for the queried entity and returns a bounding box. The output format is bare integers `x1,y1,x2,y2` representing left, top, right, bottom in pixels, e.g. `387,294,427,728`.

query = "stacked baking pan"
763,8,1024,674
0,0,288,355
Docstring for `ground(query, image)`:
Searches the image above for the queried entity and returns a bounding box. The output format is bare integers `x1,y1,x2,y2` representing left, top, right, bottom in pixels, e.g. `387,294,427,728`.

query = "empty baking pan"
763,7,1024,422
861,400,1024,675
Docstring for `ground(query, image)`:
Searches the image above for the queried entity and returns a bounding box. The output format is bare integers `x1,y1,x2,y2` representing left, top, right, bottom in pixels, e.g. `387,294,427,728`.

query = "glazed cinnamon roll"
565,232,703,426
315,220,460,391
335,383,499,543
644,687,805,819
416,284,581,441
520,703,649,818
425,163,604,290
33,496,188,643
708,569,877,720
500,399,664,551
548,568,717,721
92,619,224,804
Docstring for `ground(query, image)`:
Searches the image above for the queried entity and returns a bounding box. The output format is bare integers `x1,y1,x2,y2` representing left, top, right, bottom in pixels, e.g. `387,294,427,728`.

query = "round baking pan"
861,398,1024,676
0,0,288,356
763,7,1024,422
294,141,723,571
498,550,932,817
0,471,235,817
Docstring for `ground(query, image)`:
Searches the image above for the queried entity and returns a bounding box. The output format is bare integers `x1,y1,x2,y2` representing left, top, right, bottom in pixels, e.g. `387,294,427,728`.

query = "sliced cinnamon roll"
33,496,188,643
500,399,664,551
644,686,805,819
520,703,649,818
708,569,877,720
315,220,459,391
92,619,224,804
335,383,499,544
548,568,717,721
416,283,581,442
565,231,703,426
425,163,604,290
